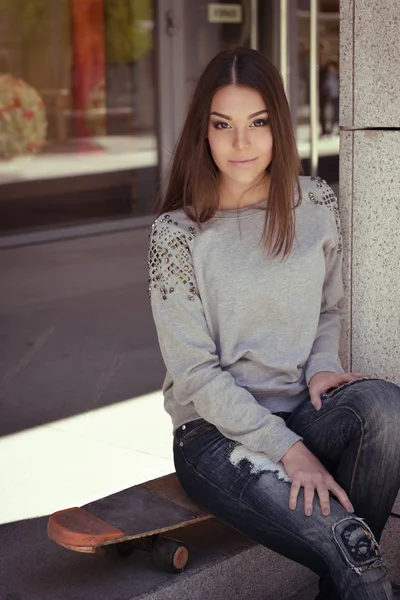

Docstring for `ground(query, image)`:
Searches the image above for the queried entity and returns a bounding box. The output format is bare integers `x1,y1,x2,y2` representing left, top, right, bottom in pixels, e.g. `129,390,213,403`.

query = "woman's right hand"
281,441,354,517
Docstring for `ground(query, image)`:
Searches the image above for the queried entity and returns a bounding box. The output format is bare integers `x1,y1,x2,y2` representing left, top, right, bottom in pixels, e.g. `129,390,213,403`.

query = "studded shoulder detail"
308,177,342,253
148,214,198,301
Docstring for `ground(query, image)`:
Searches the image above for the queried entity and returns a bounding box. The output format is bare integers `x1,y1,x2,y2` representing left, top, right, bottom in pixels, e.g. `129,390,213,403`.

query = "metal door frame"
309,0,319,176
156,0,185,196
285,0,320,174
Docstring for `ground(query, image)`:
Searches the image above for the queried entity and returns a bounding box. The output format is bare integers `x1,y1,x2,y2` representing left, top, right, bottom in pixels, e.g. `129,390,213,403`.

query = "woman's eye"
251,119,269,127
213,121,231,130
211,119,269,129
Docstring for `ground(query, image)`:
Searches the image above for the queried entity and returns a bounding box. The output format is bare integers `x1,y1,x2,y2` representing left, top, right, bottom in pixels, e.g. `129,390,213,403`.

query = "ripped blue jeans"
173,378,400,600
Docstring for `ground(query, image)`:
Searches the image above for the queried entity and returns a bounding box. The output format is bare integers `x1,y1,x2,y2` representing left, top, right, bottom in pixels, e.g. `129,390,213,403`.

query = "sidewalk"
0,227,170,525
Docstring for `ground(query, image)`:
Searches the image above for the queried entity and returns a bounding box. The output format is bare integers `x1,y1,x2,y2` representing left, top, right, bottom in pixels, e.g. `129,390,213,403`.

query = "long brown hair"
158,47,302,258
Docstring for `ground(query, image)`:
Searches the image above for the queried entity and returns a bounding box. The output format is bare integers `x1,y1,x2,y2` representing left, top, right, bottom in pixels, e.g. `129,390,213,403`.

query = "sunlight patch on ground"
0,390,174,525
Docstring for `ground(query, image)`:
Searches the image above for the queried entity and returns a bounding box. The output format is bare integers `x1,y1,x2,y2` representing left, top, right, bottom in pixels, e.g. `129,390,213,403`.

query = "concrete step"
286,583,319,600
0,514,316,600
1,506,399,600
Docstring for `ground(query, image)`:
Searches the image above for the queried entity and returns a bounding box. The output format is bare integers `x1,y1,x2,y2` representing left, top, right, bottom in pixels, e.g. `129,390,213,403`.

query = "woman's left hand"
308,371,369,411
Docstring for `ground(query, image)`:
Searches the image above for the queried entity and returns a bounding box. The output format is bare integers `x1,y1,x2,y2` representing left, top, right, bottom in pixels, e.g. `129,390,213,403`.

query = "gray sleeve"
304,182,345,384
148,219,301,463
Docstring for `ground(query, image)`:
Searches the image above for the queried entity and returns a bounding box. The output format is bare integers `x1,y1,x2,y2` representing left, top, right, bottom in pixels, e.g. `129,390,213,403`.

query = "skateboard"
47,473,212,573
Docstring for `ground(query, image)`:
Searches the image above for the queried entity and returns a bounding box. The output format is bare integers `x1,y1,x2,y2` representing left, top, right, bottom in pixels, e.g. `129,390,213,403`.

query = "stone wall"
339,0,400,382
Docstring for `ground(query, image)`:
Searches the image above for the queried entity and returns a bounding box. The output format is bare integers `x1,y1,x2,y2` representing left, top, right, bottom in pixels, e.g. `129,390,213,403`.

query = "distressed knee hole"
229,445,291,483
332,516,383,575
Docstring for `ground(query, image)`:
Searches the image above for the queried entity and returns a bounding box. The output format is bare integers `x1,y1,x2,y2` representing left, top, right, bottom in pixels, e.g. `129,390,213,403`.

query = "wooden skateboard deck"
48,473,212,572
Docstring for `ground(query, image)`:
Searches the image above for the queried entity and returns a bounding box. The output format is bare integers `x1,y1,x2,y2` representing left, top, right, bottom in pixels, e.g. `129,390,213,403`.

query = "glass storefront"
0,0,339,239
0,0,158,235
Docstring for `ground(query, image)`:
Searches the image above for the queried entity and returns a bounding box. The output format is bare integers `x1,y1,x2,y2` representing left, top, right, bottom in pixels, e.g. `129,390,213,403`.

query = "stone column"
339,0,400,580
339,0,400,382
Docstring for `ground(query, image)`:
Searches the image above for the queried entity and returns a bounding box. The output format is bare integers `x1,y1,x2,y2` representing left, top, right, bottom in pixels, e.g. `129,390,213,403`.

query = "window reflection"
296,0,339,164
0,0,157,234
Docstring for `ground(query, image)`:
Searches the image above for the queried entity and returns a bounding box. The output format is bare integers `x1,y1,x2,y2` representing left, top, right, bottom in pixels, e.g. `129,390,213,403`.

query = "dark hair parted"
158,47,302,258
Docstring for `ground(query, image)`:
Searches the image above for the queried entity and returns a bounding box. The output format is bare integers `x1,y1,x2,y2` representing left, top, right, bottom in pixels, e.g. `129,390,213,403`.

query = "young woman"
148,48,400,600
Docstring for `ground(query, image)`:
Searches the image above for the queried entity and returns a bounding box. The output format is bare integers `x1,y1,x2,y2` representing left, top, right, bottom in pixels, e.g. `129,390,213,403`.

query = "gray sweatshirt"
148,176,344,463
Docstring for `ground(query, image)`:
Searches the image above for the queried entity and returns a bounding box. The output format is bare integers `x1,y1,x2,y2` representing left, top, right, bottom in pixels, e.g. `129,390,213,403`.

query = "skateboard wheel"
151,537,189,573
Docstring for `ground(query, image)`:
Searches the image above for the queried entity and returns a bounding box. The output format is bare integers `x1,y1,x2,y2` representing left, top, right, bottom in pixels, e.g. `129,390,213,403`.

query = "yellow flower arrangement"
0,74,47,160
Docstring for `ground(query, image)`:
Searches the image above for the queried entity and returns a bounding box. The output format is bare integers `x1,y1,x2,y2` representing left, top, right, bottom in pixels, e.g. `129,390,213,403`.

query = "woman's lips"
229,158,257,166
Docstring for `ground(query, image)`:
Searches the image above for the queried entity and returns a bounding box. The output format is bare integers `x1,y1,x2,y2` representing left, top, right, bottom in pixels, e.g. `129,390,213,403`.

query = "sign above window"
208,3,243,24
